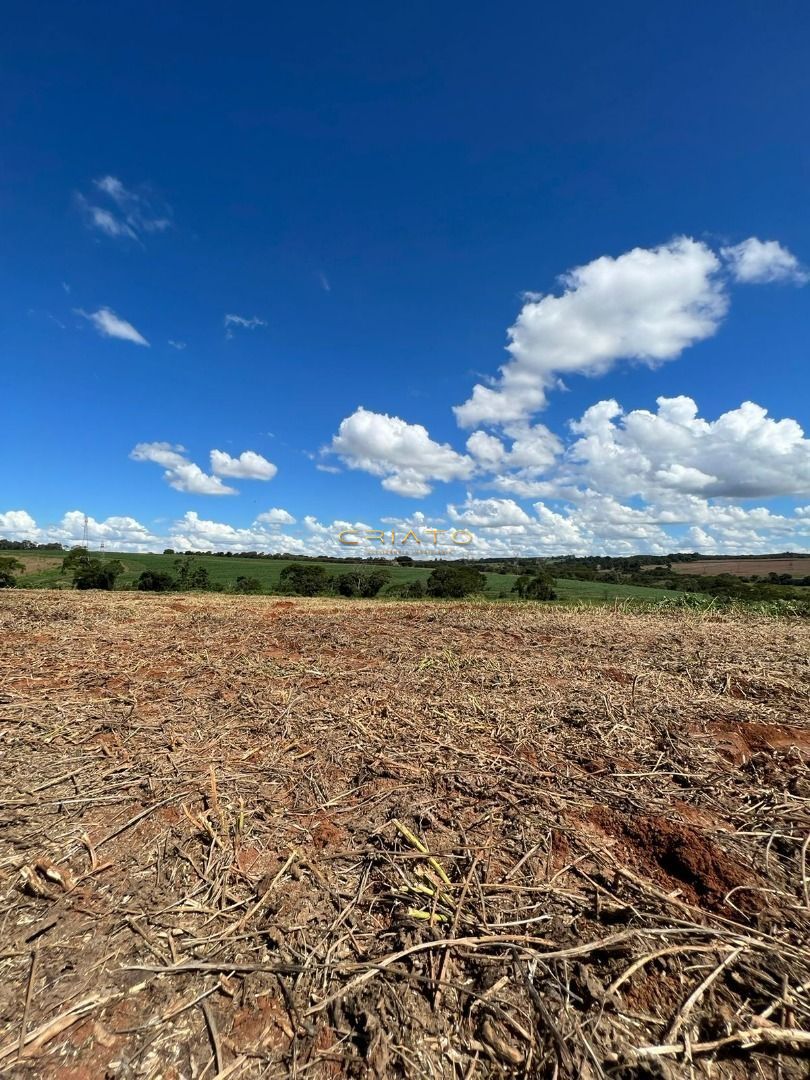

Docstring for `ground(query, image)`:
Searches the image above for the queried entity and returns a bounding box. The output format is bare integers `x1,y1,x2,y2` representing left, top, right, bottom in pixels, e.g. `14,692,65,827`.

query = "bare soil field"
668,558,810,578
1,592,809,1078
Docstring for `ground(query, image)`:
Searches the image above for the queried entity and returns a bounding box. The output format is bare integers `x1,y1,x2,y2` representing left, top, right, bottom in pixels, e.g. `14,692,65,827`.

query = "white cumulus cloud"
447,497,533,528
0,510,40,541
455,237,727,427
329,406,474,497
721,237,807,285
130,442,237,495
454,235,805,429
169,511,372,555
56,510,159,548
255,508,296,525
210,449,277,481
567,396,810,500
0,510,159,551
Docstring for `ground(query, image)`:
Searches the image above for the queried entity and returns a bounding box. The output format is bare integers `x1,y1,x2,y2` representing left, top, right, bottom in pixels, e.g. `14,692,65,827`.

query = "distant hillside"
667,556,810,579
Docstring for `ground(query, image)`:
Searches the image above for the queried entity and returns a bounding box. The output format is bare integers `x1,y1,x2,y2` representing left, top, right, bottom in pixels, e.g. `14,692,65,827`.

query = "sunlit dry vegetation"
1,591,809,1077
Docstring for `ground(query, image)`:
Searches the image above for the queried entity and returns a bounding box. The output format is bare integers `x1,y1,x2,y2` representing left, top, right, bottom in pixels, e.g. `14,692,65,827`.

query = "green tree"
137,570,177,592
233,576,262,594
334,568,390,597
279,563,329,596
61,546,90,575
426,564,486,598
73,559,124,591
512,568,556,601
0,556,24,588
174,556,211,590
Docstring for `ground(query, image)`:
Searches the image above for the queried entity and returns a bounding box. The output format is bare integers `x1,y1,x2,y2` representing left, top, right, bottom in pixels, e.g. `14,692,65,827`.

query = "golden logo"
338,528,474,546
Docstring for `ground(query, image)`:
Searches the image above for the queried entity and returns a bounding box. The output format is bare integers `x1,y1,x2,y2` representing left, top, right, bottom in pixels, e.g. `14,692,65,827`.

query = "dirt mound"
584,807,762,912
705,719,810,765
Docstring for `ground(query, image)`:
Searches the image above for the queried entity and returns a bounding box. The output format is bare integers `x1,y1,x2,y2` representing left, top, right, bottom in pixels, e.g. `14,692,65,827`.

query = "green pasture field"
7,549,674,602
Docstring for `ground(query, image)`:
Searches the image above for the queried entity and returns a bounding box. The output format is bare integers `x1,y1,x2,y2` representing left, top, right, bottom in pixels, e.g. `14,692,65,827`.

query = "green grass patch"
9,549,676,603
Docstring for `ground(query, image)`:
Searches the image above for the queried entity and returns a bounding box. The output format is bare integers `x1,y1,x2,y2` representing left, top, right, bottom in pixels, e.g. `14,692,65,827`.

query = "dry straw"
0,590,808,1077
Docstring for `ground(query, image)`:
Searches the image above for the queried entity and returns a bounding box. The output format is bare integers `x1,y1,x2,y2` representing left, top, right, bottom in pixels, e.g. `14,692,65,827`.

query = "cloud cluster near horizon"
22,207,810,558
2,488,808,559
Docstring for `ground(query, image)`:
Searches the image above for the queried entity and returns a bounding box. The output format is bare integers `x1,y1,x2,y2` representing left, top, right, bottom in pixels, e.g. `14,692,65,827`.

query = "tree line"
0,549,558,602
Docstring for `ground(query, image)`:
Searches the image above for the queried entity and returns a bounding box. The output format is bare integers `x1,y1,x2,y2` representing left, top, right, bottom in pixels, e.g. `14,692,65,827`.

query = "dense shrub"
137,570,176,592
426,564,486,598
512,569,557,600
0,556,24,588
334,569,390,597
279,563,329,596
173,556,210,590
233,576,262,594
74,559,124,591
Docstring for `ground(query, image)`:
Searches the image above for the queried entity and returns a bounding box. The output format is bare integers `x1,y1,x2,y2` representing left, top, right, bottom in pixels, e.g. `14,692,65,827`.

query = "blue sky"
2,1,809,556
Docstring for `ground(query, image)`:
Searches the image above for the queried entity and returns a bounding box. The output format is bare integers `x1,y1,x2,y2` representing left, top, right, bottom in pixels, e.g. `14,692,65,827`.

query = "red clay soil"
583,807,763,913
0,592,809,1078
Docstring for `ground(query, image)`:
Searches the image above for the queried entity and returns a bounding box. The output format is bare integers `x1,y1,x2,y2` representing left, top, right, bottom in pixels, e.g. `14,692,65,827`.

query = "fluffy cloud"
327,386,810,536
3,499,808,560
721,238,808,285
454,235,805,428
329,407,474,497
0,510,159,551
466,430,506,468
130,443,237,495
446,494,668,553
0,510,40,541
77,175,172,243
169,511,284,552
467,423,562,477
381,473,432,498
169,511,372,555
440,491,810,558
255,508,296,525
447,497,532,528
456,393,810,554
380,510,437,528
77,307,149,346
56,511,159,548
455,238,728,426
210,450,278,481
567,396,810,500
489,475,566,499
